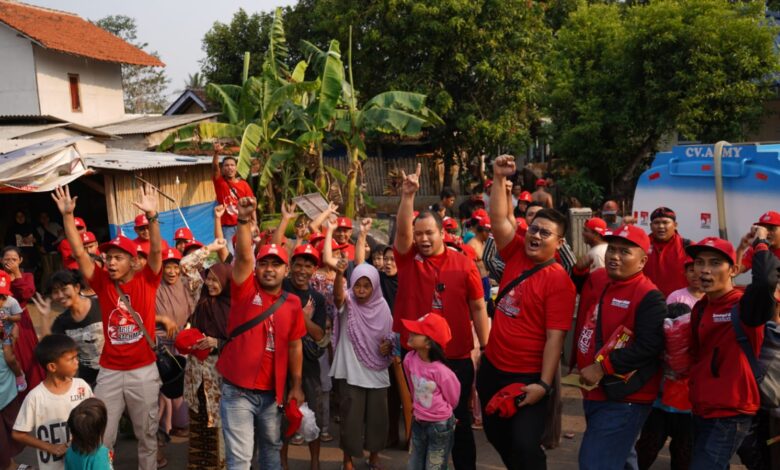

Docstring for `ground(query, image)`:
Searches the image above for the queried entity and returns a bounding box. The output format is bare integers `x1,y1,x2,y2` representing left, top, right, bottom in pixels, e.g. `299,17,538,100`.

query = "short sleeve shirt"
0,297,22,346
51,298,104,371
88,265,161,370
212,175,253,226
487,233,576,374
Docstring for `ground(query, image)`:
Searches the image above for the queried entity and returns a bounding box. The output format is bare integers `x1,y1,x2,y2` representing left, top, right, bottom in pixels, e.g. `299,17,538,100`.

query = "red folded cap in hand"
284,399,303,437
485,382,526,418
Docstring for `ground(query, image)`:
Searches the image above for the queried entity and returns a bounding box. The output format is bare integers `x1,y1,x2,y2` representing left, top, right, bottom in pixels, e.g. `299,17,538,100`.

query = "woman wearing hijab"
328,254,393,470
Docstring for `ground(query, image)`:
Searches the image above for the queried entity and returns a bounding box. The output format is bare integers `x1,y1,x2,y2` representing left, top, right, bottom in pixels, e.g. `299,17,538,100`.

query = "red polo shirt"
741,246,780,271
486,233,576,374
212,175,254,226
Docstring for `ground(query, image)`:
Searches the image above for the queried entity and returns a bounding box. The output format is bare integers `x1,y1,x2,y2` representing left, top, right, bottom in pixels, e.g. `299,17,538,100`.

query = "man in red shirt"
576,224,667,470
393,164,489,470
212,145,254,256
478,155,576,470
643,207,691,297
52,184,176,470
737,210,780,273
216,196,305,469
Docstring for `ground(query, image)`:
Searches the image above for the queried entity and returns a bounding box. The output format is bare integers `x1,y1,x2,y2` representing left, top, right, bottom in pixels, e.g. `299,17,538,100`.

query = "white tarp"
0,137,90,193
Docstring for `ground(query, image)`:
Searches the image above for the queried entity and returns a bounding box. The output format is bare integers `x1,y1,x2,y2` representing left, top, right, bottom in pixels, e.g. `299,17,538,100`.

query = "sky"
25,0,296,105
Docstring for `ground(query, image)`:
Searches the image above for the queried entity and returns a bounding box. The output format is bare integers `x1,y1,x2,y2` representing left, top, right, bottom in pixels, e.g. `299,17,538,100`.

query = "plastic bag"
299,402,320,443
663,313,692,378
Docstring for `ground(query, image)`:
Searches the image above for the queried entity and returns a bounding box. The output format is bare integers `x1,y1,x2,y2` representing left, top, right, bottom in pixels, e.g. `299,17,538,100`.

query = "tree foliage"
546,0,779,197
95,15,170,114
200,9,273,84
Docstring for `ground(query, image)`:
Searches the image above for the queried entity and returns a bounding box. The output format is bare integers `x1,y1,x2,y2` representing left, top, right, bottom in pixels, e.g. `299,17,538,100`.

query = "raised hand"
214,204,226,219
51,185,77,215
400,163,422,196
213,142,224,154
31,293,52,318
505,180,513,195
361,217,373,232
753,225,769,243
493,155,516,178
237,197,257,219
326,201,339,215
132,183,159,215
302,298,314,320
207,238,227,253
281,201,298,220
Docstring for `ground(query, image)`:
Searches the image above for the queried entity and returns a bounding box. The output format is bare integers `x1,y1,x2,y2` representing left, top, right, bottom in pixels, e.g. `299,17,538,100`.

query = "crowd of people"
0,151,778,470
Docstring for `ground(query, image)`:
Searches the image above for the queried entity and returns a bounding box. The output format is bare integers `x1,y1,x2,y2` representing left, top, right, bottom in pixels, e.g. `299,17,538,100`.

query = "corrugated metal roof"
0,115,115,138
96,113,220,135
0,123,67,139
85,149,212,171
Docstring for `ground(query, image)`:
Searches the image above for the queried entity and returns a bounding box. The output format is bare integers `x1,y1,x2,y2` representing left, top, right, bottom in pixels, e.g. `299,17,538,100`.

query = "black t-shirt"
51,296,104,377
282,278,327,364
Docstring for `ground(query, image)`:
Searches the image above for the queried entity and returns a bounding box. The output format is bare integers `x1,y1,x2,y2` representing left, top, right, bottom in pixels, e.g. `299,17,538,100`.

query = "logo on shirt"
106,296,142,345
411,374,437,409
611,298,631,309
414,254,425,263
71,386,88,402
497,286,522,318
713,312,732,323
252,294,263,306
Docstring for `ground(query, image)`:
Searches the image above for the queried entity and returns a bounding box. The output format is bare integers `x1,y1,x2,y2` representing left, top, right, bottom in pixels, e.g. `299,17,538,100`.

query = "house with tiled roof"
0,0,163,127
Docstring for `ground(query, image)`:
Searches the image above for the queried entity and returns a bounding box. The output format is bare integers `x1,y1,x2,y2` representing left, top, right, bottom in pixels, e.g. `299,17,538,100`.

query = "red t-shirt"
58,239,77,270
343,243,356,261
741,246,780,271
393,246,483,359
486,233,576,374
212,175,254,226
88,264,161,370
217,276,306,401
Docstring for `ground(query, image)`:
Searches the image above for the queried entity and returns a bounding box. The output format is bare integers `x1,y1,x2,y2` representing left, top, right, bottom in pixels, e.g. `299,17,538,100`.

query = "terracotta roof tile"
0,1,164,67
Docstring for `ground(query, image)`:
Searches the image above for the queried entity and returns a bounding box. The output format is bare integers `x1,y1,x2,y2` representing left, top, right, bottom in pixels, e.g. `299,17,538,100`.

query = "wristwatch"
537,379,553,396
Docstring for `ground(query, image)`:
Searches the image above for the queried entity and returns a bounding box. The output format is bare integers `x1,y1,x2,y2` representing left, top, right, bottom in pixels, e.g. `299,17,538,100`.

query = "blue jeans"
222,224,237,255
220,383,282,470
409,416,456,470
690,414,752,470
579,400,652,470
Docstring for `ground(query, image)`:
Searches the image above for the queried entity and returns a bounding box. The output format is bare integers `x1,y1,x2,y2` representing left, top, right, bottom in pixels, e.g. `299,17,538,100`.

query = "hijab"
334,264,393,371
155,263,195,329
190,263,231,340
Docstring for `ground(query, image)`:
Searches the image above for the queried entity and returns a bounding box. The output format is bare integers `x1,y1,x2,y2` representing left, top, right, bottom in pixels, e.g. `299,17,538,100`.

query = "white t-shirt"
588,243,608,271
329,306,390,389
13,378,93,470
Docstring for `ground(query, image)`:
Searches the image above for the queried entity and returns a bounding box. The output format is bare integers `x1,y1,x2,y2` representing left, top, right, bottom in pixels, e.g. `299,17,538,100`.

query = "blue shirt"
0,353,17,409
64,445,112,470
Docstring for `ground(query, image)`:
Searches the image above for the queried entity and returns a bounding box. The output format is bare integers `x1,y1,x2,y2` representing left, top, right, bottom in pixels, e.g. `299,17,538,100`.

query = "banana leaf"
314,40,344,129
237,123,263,179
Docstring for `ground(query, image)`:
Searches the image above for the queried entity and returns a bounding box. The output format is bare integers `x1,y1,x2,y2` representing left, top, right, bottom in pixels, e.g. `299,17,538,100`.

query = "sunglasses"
527,225,561,240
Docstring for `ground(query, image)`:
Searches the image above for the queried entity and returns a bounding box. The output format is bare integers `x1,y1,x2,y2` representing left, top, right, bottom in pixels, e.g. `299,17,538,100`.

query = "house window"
68,74,81,112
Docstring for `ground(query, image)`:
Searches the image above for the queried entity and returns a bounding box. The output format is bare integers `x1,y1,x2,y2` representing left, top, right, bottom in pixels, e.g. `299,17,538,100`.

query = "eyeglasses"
527,225,561,240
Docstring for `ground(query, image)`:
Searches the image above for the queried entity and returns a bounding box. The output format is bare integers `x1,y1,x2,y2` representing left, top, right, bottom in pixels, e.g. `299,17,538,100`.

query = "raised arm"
394,163,421,255
489,155,518,250
133,184,162,274
232,197,258,284
51,186,93,279
308,202,339,233
211,143,223,180
322,219,338,272
505,180,517,231
212,205,230,262
740,226,779,327
274,201,297,248
355,217,372,265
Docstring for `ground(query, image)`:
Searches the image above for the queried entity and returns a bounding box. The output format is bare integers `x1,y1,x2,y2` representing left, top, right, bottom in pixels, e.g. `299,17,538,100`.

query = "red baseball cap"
584,217,607,236
183,240,204,254
315,239,347,253
443,232,459,246
81,231,97,244
174,328,210,361
136,241,149,257
535,178,546,187
472,209,489,221
256,243,289,264
442,217,458,231
134,214,149,227
518,191,532,203
284,399,303,438
99,236,138,257
309,232,326,245
0,271,11,296
684,256,695,267
174,227,193,241
685,237,737,265
336,217,353,229
756,211,780,227
477,217,492,230
162,248,182,263
401,312,452,349
604,225,651,253
292,244,321,265
74,217,86,229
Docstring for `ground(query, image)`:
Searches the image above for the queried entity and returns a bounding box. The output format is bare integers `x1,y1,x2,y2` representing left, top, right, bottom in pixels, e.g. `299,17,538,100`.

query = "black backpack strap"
227,291,289,342
495,258,555,308
730,304,766,384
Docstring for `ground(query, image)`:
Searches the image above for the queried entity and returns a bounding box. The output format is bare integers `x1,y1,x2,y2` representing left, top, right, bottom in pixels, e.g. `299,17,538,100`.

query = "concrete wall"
34,46,125,127
0,24,39,115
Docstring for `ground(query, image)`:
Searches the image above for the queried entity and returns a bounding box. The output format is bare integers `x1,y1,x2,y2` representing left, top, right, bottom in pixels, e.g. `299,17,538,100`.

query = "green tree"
95,15,170,114
546,0,778,197
184,72,205,90
200,9,273,84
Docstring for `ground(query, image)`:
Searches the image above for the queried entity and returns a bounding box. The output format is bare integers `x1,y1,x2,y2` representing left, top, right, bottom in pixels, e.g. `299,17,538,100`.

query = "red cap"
584,217,607,236
518,191,532,203
174,328,210,361
292,244,321,264
256,243,289,264
0,271,11,296
684,256,695,267
484,179,493,189
309,232,326,245
685,237,737,265
443,232,459,246
99,236,138,257
162,248,182,263
74,217,86,229
315,239,347,253
136,241,149,257
477,217,492,230
401,312,452,349
134,214,149,227
604,225,651,253
284,399,303,438
442,217,458,231
183,240,204,254
81,231,97,244
472,209,489,221
174,227,193,241
336,217,353,229
757,211,780,227
535,178,546,187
